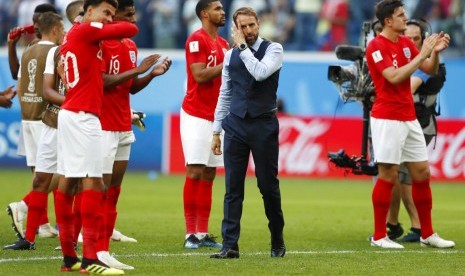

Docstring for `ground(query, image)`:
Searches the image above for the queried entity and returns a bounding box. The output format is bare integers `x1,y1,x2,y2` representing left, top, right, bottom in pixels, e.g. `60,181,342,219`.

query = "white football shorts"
370,117,428,165
57,110,103,178
180,108,223,167
102,130,135,174
35,125,58,174
20,120,45,166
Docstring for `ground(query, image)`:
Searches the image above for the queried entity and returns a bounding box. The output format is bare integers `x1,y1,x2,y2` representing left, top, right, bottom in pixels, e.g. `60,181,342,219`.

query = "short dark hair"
117,0,134,11
195,0,219,19
66,0,84,23
37,12,63,36
34,3,58,14
375,0,404,27
83,0,118,13
233,7,258,25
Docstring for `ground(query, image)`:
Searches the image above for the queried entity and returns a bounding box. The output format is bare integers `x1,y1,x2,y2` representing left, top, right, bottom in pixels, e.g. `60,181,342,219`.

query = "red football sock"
96,192,108,252
105,186,120,251
22,192,32,206
183,177,200,234
38,195,49,226
73,192,83,244
372,178,395,240
80,190,103,260
412,179,434,238
54,190,76,258
25,191,47,243
196,180,213,233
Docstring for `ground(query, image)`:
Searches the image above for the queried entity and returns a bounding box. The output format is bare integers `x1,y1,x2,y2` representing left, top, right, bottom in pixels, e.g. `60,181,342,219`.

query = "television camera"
327,21,378,176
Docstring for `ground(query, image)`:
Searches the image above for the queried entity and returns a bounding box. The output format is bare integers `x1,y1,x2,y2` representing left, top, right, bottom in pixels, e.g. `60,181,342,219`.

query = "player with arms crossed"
180,0,229,249
95,0,172,270
365,0,454,249
54,0,138,274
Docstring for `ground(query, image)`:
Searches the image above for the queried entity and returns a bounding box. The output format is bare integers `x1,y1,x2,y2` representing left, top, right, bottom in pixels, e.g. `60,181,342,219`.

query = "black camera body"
327,22,378,176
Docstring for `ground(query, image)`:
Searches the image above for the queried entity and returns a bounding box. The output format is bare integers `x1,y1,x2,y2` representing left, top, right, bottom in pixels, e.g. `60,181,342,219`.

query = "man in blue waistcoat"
210,6,285,259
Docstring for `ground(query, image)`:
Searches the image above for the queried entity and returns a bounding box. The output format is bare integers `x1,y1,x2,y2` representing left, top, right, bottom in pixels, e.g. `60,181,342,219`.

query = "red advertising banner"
167,114,465,181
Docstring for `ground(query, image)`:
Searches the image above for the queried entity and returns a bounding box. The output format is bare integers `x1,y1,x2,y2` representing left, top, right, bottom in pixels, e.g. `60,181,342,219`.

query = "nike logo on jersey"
211,50,217,54
111,55,119,59
392,54,397,58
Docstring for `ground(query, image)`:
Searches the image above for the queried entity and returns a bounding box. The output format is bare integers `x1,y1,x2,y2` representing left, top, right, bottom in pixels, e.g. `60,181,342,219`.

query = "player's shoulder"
188,29,204,39
122,38,137,49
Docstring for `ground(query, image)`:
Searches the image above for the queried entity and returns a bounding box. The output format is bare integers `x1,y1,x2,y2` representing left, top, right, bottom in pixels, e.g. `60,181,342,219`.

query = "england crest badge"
403,47,411,59
129,51,136,64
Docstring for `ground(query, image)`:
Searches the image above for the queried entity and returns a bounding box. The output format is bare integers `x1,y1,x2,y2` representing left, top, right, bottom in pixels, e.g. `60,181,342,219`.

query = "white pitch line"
0,249,460,264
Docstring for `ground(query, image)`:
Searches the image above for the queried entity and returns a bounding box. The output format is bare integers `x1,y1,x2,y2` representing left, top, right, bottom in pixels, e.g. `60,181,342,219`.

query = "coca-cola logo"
428,127,465,179
278,117,331,175
231,116,465,181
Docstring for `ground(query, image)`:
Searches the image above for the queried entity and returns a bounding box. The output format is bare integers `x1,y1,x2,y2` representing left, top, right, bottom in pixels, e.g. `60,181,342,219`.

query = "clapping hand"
137,54,161,75
150,57,172,77
0,85,16,108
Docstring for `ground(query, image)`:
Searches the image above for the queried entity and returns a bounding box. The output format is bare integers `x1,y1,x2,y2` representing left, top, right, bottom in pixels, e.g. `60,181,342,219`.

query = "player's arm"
131,57,172,94
381,34,444,85
43,74,64,106
83,22,138,43
103,54,160,89
43,47,64,106
411,77,422,94
7,28,22,80
189,62,223,84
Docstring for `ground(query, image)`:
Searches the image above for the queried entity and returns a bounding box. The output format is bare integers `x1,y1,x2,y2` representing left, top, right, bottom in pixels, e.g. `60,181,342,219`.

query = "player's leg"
180,108,209,249
369,118,404,248
404,120,454,248
196,166,222,248
399,183,421,242
6,121,43,239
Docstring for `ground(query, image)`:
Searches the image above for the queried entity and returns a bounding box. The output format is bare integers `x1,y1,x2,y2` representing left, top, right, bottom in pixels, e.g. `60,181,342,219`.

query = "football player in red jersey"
181,0,229,249
95,0,171,270
365,0,453,249
54,0,138,274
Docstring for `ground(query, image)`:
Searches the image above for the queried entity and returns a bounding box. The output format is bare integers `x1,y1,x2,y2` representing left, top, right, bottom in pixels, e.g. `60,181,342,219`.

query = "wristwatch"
213,131,221,136
238,43,248,52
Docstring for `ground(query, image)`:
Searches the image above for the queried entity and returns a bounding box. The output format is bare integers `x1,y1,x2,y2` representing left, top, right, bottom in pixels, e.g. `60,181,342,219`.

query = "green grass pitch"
0,169,464,275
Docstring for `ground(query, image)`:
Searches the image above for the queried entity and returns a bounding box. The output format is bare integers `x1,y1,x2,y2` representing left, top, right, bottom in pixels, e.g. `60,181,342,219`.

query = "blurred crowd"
1,0,464,52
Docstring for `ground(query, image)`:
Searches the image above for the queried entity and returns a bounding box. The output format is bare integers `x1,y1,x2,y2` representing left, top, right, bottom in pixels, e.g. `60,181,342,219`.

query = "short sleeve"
44,46,59,75
185,33,207,65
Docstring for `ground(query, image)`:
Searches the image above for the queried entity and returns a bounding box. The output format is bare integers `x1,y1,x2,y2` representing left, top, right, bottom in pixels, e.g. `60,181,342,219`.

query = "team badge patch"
372,50,383,63
189,41,199,53
129,51,136,63
403,47,411,59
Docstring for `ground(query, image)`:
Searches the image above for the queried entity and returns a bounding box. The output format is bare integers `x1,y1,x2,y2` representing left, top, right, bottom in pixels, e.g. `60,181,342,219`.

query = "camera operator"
386,19,447,243
365,0,454,249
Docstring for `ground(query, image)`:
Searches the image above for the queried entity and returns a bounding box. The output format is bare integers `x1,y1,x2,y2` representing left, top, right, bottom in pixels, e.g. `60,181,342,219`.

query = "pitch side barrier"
1,49,465,180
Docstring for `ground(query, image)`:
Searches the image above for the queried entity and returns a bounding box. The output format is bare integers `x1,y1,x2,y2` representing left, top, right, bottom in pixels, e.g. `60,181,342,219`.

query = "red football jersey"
60,21,138,117
182,28,229,121
366,34,419,121
100,38,137,131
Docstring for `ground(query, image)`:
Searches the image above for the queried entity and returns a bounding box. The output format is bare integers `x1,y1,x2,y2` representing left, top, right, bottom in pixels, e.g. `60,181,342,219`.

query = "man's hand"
150,57,172,77
231,20,246,48
0,85,16,108
7,27,23,44
211,134,222,155
433,32,450,53
136,54,160,75
419,33,439,60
